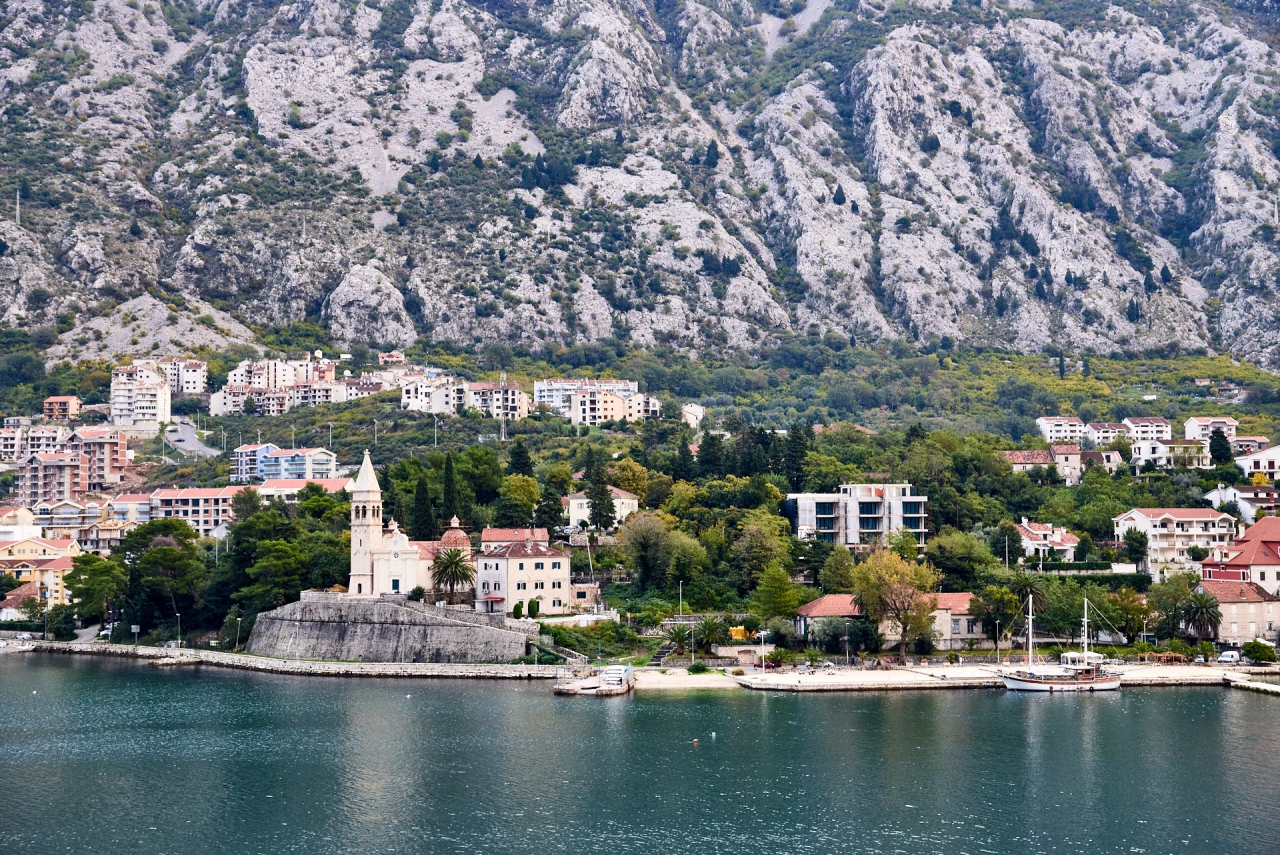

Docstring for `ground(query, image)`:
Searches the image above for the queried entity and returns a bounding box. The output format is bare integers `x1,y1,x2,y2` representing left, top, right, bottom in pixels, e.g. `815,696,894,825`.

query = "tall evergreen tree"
1209,428,1233,466
783,422,811,491
585,457,616,530
672,440,696,482
698,432,724,479
441,453,461,522
411,477,436,540
507,438,534,477
534,491,566,530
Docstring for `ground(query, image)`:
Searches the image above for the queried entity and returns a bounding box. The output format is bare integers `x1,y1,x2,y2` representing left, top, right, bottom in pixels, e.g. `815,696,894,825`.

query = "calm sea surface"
1,653,1276,854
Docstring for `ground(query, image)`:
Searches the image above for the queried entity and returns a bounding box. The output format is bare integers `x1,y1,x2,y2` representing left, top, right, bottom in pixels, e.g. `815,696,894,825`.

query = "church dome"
440,516,469,548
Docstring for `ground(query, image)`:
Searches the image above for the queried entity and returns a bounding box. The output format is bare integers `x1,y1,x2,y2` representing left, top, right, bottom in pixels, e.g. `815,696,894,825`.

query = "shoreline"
14,643,1280,691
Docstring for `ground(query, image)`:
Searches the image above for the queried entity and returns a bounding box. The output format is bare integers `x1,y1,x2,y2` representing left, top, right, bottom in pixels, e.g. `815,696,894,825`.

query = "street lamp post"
236,617,242,651
176,613,182,649
374,420,379,446
433,417,441,447
995,620,1000,663
328,422,334,448
756,629,767,670
844,620,851,668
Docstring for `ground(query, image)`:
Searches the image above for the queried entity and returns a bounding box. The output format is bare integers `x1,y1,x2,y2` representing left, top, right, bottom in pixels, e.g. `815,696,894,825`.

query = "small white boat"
1002,597,1120,692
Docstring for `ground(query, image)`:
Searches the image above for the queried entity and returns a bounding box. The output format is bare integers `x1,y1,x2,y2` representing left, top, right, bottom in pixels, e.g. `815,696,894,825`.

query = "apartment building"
150,487,245,537
0,538,82,606
287,381,349,409
25,427,69,454
1123,417,1172,442
400,376,458,414
142,358,208,396
257,478,355,502
784,483,929,550
1035,416,1085,443
0,428,24,462
463,382,530,420
17,453,89,507
563,486,640,529
1001,445,1086,485
1184,416,1238,441
231,443,281,482
1131,438,1212,470
474,541,572,616
1113,508,1238,573
110,365,171,436
1231,436,1270,455
681,402,706,429
568,389,625,426
1234,446,1280,483
259,448,338,481
1193,580,1279,646
1085,422,1127,446
625,393,662,422
534,378,638,417
65,427,130,491
1015,518,1080,562
42,396,81,421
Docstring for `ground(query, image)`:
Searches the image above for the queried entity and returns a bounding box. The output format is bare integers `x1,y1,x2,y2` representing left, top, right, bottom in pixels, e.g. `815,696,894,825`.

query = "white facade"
1085,422,1127,446
624,393,662,422
1131,439,1211,470
534,378,638,417
564,486,639,529
1203,484,1280,525
786,483,929,550
259,448,338,481
400,377,458,414
1184,416,1238,441
681,402,706,429
1113,508,1238,571
231,443,279,482
110,366,171,435
461,382,529,420
1035,416,1085,442
1235,445,1280,482
1123,417,1172,442
146,358,208,396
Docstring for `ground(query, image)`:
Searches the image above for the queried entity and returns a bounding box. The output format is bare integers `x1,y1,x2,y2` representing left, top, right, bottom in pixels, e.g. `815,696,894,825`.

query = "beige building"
0,538,82,606
568,389,625,426
474,540,572,616
43,396,81,421
1194,580,1278,646
564,486,639,529
1113,508,1238,574
110,365,171,436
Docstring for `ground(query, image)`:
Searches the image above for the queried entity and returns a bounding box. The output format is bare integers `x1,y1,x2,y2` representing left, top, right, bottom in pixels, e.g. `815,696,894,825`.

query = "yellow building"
0,537,82,606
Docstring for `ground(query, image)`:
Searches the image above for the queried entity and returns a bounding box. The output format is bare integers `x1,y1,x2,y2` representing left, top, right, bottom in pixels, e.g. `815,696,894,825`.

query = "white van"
1217,651,1240,664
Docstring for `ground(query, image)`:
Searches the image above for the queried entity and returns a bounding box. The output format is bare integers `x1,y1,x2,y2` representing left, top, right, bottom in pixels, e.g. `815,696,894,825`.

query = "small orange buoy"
693,739,699,744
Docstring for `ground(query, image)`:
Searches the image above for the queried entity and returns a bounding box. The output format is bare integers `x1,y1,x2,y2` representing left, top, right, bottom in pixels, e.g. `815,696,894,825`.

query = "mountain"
2,0,1280,365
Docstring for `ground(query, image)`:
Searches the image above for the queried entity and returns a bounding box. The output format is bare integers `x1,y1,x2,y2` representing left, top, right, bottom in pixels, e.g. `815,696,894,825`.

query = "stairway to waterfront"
648,642,675,667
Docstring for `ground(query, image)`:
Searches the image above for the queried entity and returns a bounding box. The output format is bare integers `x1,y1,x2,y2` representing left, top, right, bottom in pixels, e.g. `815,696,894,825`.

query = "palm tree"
1183,592,1222,642
664,623,690,655
1008,573,1047,613
694,615,728,654
431,548,475,604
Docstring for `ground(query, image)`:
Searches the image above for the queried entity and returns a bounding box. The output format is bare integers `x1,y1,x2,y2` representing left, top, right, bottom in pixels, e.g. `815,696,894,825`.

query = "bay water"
1,653,1275,853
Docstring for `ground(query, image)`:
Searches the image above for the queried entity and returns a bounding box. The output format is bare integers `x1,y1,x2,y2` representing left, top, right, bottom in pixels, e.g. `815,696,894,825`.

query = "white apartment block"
400,377,458,414
534,378,638,417
150,487,244,537
1123,417,1172,442
1131,439,1211,470
625,393,662,422
259,448,339,481
786,483,929,550
141,358,208,396
25,427,69,455
110,365,171,436
231,443,280,482
1235,446,1280,482
1085,422,1127,446
287,381,348,409
1113,508,1238,572
463,382,529,420
681,402,706,429
1035,416,1085,443
1184,416,1239,441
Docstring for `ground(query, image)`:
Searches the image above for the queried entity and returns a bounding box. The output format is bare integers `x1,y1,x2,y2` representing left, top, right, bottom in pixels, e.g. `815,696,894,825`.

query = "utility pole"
291,426,296,449
14,189,18,227
328,422,333,448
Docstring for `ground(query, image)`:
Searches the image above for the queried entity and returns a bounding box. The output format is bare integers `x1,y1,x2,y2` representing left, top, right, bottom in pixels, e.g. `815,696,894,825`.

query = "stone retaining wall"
246,599,530,663
28,641,560,678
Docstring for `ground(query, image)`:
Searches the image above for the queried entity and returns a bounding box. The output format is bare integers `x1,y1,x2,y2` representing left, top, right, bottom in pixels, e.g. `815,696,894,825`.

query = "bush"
528,599,540,618
912,635,936,656
512,602,523,619
687,660,709,674
732,668,745,676
407,585,426,602
1243,640,1277,663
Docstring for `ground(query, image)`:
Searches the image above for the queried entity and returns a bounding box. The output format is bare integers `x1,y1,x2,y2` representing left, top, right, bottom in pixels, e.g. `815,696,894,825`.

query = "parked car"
1217,651,1241,664
1194,655,1205,664
15,633,33,641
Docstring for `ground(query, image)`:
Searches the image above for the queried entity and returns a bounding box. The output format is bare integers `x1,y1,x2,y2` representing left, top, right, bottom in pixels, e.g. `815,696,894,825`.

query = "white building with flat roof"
1123,417,1172,442
110,365,171,436
1184,416,1238,441
1113,507,1238,573
785,483,929,551
1035,416,1085,443
534,378,638,417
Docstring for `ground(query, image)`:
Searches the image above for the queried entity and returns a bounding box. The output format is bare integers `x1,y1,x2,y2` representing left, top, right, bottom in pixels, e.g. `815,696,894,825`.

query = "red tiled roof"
0,581,39,611
481,528,550,542
797,594,863,618
1196,580,1277,603
484,542,568,559
1049,444,1081,455
259,479,353,492
1125,417,1170,425
934,592,974,614
1121,508,1232,521
566,485,639,500
1003,450,1054,465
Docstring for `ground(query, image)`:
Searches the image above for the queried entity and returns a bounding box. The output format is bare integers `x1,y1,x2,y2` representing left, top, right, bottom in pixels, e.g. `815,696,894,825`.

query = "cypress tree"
832,184,846,205
1160,263,1173,285
672,441,696,482
704,140,720,168
1209,428,1233,466
783,422,811,491
534,491,566,530
585,458,615,530
411,477,436,540
441,453,461,522
698,432,724,479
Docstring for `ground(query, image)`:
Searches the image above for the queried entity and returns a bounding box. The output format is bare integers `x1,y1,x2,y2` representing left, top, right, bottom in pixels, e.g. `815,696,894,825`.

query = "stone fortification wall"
247,599,529,663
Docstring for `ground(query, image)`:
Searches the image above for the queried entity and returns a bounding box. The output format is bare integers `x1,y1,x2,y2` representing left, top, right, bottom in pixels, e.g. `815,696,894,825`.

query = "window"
519,562,525,570
553,599,562,607
391,579,400,592
951,620,960,634
552,581,562,589
482,582,489,591
516,582,526,590
576,591,586,599
494,583,500,591
552,561,561,569
815,502,835,516
535,582,544,590
858,502,881,516
535,562,544,570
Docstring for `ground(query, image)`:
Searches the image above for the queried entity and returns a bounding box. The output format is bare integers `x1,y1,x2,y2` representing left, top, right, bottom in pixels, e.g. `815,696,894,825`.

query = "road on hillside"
165,419,220,458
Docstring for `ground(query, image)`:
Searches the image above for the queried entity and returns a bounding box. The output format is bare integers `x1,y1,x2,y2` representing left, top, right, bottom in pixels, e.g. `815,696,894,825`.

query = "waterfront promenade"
12,641,1278,691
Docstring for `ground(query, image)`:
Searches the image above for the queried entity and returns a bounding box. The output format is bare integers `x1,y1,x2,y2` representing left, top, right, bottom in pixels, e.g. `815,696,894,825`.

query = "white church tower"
348,450,382,597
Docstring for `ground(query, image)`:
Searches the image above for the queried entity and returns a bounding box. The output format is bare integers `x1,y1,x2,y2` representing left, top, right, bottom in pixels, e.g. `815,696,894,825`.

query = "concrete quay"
28,641,561,679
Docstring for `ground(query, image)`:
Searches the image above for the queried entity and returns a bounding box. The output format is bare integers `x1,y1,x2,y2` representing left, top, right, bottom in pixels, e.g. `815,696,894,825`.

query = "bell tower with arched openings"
348,449,382,597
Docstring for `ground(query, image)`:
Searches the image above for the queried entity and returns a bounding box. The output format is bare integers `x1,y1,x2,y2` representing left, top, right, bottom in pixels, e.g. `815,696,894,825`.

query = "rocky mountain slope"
3,0,1280,365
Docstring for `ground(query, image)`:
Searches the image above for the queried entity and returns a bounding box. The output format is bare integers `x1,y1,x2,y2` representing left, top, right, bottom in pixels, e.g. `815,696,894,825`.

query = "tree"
234,540,308,612
818,545,856,593
527,598,539,618
610,459,650,502
232,487,263,522
704,140,720,168
533,491,566,531
431,547,475,603
407,585,426,602
988,520,1022,567
1122,528,1149,566
752,565,800,619
697,432,724,479
65,553,127,623
672,441,696,482
1243,640,1277,663
499,474,540,509
1008,573,1047,613
729,524,784,593
493,496,534,527
512,601,523,619
782,422,811,491
242,395,257,415
851,549,941,662
20,597,44,623
1160,262,1173,285
411,477,436,540
1109,586,1152,642
619,513,673,591
1209,428,1232,466
832,184,846,205
664,623,690,655
969,585,1021,644
924,529,997,590
693,615,728,653
1183,592,1222,642
507,438,534,477
1148,573,1196,639
585,462,616,531
47,603,77,640
441,453,461,522
887,528,920,562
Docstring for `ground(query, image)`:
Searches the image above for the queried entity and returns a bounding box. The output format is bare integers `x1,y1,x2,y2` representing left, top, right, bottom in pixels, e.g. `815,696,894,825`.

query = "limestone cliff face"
3,0,1280,363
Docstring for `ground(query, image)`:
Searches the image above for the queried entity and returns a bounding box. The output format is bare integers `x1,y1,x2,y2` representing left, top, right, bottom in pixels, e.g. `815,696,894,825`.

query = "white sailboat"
1001,597,1121,692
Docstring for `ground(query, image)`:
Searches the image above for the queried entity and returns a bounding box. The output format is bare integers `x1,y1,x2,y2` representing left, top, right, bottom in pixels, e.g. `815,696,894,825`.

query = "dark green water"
1,653,1275,854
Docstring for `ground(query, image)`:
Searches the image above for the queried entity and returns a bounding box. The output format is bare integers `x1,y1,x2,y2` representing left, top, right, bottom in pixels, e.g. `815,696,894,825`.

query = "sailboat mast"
1027,596,1034,666
1082,597,1089,658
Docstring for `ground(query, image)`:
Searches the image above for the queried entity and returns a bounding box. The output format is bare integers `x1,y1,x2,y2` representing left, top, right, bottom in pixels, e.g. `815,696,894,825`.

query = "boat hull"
1002,674,1121,692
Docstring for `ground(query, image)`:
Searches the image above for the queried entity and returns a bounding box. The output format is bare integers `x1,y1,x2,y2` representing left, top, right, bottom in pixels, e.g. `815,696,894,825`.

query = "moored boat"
1002,597,1120,692
554,665,635,696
